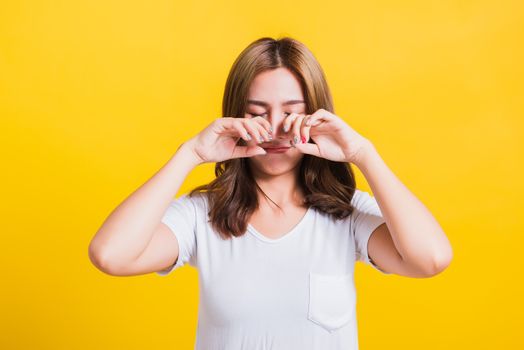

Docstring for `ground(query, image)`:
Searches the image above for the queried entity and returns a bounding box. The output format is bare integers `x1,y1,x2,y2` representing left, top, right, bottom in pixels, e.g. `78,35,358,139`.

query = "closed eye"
248,112,292,118
248,113,267,118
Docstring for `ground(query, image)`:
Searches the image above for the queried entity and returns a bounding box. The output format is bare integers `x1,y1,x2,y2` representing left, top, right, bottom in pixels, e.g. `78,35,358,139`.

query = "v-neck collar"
247,207,313,243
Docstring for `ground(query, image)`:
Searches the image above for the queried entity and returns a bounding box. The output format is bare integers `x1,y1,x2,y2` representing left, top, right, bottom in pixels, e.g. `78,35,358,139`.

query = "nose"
268,112,288,139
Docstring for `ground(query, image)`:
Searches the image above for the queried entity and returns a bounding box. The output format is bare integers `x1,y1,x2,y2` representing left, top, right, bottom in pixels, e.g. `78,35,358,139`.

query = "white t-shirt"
156,189,390,350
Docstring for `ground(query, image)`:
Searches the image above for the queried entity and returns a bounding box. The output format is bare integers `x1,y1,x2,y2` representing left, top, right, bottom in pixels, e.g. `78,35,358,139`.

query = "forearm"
88,140,202,266
354,142,453,273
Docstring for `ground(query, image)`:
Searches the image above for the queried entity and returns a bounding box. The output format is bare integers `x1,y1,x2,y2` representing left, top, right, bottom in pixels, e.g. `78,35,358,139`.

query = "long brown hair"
188,36,357,239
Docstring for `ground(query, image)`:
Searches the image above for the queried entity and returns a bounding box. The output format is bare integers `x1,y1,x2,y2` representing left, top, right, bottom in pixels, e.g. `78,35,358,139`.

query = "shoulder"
165,191,208,217
179,191,209,215
350,189,379,211
311,189,371,222
350,189,370,204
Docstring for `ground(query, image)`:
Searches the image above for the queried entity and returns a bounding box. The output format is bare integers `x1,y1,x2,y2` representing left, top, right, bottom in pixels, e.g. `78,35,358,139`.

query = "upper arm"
100,194,198,277
352,189,432,277
154,194,198,276
366,218,439,278
350,189,410,277
102,222,182,276
351,189,393,274
351,189,440,278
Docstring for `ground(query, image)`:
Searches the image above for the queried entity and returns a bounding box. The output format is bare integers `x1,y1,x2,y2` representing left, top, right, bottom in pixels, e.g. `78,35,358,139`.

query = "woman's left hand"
286,109,373,166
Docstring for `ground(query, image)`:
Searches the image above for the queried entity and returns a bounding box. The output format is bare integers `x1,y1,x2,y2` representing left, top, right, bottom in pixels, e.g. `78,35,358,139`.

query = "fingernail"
269,126,273,133
268,133,273,140
284,125,289,132
293,135,299,145
246,133,251,140
301,136,306,143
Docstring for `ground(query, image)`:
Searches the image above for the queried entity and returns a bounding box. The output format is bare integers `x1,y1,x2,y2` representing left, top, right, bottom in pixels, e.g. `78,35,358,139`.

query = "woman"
89,37,453,349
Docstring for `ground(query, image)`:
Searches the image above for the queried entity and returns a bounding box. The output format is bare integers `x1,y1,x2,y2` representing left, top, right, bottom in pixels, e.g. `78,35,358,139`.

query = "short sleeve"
351,189,391,275
156,193,198,276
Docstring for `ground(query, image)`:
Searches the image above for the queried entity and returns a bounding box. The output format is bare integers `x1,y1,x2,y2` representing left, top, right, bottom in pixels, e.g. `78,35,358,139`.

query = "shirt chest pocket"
307,272,356,333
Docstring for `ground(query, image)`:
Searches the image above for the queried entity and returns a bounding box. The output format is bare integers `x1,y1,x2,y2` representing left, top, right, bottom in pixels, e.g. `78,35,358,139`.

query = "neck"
251,166,305,209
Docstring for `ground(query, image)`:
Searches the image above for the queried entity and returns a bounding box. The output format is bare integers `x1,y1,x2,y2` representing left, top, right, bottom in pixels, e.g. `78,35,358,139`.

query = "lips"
263,145,291,153
262,144,290,149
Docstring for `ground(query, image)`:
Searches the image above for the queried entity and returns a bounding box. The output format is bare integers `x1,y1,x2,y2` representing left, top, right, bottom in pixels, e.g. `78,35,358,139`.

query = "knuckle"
294,116,303,128
257,118,269,129
243,119,253,128
236,123,246,132
254,116,267,125
260,124,268,133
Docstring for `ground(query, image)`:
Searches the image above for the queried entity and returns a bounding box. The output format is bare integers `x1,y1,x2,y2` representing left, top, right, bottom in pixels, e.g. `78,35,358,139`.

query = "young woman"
89,37,453,349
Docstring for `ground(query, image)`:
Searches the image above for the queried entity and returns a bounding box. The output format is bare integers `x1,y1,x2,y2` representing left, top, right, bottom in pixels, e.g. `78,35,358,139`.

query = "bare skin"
89,67,452,278
242,68,311,239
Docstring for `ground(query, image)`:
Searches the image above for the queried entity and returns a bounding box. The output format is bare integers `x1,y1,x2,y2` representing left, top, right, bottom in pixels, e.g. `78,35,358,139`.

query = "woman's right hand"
184,116,273,164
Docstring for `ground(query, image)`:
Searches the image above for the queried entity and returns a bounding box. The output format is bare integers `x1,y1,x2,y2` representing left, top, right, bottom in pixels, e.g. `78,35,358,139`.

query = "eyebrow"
247,99,305,107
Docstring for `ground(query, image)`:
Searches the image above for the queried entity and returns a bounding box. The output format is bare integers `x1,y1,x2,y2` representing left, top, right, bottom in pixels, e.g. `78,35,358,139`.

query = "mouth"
263,146,291,153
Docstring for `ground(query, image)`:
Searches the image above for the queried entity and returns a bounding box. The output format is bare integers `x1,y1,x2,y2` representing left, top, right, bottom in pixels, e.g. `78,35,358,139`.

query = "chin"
249,154,303,176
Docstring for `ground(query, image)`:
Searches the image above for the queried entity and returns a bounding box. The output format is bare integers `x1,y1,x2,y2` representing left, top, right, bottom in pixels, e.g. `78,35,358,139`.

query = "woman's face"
244,67,307,177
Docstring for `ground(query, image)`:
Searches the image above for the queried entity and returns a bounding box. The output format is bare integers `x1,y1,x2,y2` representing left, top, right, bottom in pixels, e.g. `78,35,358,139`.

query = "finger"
304,114,313,127
231,145,267,159
294,142,321,157
230,119,252,142
282,112,300,133
300,114,311,144
290,114,306,146
252,116,273,135
306,115,328,127
220,118,249,140
252,118,272,142
242,119,265,144
306,109,332,127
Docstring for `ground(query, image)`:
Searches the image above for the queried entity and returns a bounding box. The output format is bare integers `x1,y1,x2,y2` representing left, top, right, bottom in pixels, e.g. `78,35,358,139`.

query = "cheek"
237,135,258,147
252,150,303,167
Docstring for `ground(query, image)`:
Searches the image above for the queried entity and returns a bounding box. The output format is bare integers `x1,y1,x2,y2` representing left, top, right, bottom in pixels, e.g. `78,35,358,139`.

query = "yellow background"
1,0,523,348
